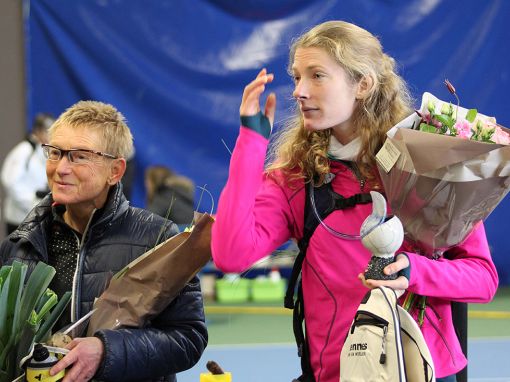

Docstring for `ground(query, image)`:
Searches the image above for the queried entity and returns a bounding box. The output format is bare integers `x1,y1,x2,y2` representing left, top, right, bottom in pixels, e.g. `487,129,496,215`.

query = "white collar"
328,135,361,161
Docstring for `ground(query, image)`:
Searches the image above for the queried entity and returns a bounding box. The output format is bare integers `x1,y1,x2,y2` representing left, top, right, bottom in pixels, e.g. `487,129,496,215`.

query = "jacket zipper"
425,302,442,321
424,310,456,366
70,230,81,323
70,209,97,323
350,162,365,191
333,160,366,191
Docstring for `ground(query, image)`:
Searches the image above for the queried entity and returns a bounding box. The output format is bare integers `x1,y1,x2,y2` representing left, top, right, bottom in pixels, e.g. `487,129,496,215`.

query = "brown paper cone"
86,213,213,335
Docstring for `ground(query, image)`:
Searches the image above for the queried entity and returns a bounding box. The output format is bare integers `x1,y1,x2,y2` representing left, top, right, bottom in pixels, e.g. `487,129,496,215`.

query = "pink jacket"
212,126,499,381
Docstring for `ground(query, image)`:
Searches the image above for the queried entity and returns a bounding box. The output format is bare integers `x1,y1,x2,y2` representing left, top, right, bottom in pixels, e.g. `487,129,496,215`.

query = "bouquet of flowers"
377,82,510,255
415,80,509,145
375,81,510,322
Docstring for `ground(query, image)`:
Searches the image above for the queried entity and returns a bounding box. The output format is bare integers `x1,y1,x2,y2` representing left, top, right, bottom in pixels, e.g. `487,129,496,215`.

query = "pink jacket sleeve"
211,127,295,273
406,223,498,302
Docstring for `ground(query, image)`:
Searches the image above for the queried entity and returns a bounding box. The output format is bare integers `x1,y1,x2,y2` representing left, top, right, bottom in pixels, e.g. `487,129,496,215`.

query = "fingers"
51,337,103,382
240,68,274,117
384,262,402,276
264,92,277,128
50,351,76,376
364,275,409,290
358,273,375,289
65,338,81,350
62,365,94,382
358,273,368,287
358,273,409,291
383,254,409,276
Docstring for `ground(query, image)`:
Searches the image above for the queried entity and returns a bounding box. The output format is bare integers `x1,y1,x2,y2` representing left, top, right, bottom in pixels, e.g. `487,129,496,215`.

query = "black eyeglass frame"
42,143,118,163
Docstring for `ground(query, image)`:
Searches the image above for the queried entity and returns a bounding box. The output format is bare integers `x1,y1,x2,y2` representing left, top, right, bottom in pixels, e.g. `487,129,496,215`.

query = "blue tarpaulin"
24,0,510,284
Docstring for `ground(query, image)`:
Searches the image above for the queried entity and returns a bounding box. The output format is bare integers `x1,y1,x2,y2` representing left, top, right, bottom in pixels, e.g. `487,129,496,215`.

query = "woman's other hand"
50,336,104,382
358,253,410,291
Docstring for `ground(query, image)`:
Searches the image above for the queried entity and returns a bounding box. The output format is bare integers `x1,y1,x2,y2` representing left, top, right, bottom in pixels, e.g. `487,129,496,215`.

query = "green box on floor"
216,278,250,303
251,278,286,302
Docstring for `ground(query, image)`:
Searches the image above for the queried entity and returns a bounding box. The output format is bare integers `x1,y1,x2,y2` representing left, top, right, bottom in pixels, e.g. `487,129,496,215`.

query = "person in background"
145,165,195,226
122,147,136,201
0,101,207,382
211,20,497,382
1,113,53,234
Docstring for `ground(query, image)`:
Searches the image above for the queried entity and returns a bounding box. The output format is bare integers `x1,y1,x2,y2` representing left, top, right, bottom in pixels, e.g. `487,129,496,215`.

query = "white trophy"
361,191,404,280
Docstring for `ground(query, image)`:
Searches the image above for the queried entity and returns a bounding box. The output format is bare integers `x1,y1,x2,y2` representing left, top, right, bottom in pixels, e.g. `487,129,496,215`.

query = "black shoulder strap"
26,136,37,150
25,136,38,170
284,181,333,309
285,181,372,309
285,179,371,381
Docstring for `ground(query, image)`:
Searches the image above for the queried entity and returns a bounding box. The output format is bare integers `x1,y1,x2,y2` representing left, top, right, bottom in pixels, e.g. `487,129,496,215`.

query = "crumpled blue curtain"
25,0,510,284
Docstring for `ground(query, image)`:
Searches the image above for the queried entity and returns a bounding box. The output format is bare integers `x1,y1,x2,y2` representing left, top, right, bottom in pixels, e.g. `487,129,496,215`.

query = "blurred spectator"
145,165,195,225
122,147,136,200
1,113,53,234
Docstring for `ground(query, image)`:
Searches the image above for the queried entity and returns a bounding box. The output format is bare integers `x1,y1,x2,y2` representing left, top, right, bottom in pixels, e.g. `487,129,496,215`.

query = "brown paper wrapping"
86,213,213,335
377,93,510,255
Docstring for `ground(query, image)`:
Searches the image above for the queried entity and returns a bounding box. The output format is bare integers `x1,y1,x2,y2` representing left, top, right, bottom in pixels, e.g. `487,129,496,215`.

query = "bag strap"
284,181,334,309
24,136,38,170
292,283,315,381
285,178,372,381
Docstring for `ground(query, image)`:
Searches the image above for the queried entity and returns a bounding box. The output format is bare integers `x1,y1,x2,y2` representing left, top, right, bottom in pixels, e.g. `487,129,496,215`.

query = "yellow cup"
199,372,232,382
26,367,65,382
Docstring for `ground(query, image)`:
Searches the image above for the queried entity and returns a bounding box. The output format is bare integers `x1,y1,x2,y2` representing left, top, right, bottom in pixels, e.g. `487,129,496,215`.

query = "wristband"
396,252,411,280
240,111,271,139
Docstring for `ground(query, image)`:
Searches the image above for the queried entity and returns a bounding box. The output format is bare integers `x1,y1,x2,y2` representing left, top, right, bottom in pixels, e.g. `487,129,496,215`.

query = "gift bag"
87,213,213,335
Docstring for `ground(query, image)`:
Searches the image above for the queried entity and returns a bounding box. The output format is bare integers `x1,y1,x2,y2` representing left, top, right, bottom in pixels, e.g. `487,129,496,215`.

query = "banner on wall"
25,0,510,284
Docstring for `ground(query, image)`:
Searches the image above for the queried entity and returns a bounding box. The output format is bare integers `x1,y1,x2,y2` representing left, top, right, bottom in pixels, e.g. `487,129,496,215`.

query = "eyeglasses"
42,144,118,164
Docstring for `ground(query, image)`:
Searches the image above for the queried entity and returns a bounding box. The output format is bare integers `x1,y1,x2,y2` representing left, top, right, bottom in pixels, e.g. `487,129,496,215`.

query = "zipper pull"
379,325,388,364
354,163,365,191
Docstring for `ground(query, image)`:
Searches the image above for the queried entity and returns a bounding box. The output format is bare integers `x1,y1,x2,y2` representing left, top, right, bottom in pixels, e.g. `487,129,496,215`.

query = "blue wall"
25,0,510,284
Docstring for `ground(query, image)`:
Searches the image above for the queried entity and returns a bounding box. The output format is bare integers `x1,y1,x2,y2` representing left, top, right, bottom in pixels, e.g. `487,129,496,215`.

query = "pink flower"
493,125,510,145
454,119,472,139
415,110,431,123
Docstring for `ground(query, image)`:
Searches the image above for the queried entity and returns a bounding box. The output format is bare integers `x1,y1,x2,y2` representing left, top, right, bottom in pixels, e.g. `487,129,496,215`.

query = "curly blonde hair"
267,21,413,186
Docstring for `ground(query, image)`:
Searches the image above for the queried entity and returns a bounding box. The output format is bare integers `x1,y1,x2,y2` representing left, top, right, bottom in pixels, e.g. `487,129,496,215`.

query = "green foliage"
417,97,494,142
419,123,437,134
0,261,71,382
466,108,478,123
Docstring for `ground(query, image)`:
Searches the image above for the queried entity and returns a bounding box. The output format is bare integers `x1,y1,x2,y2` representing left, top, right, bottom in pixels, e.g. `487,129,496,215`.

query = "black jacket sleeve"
94,276,207,381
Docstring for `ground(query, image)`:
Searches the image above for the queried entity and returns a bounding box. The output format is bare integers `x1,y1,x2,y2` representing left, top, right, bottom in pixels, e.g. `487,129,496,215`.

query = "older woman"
0,101,207,382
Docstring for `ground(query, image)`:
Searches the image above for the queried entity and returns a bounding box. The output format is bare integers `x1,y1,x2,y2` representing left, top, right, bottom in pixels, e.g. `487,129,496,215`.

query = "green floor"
204,287,510,345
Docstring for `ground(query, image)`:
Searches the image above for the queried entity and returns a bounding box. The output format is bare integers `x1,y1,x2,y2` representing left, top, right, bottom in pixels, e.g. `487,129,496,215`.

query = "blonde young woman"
212,21,497,382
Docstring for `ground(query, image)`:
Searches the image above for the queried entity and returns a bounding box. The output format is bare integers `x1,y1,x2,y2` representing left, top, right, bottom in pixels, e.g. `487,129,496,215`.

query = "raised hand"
240,68,276,129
